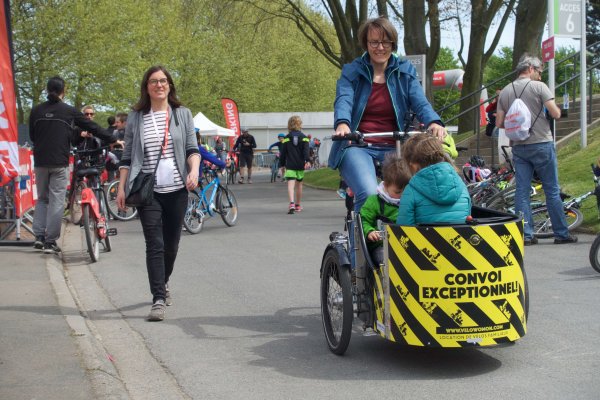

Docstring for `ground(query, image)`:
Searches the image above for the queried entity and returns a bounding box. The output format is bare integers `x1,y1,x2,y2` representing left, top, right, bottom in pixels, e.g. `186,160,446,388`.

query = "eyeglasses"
84,112,95,116
368,41,394,49
148,78,169,86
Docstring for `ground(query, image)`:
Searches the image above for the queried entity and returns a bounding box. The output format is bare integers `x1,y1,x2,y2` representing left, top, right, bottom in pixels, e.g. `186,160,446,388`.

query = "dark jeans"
138,188,188,303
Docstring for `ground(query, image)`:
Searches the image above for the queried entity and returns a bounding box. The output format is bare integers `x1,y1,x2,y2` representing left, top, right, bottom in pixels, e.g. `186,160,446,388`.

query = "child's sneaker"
288,203,295,214
295,204,303,212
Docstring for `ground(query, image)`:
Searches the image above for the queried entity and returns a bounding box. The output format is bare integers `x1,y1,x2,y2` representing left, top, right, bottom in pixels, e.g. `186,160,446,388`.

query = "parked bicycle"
105,178,138,221
183,166,238,234
530,164,600,239
72,146,117,262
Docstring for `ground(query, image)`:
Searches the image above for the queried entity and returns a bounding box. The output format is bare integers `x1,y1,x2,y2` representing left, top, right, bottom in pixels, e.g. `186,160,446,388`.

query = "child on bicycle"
360,154,411,267
397,134,471,226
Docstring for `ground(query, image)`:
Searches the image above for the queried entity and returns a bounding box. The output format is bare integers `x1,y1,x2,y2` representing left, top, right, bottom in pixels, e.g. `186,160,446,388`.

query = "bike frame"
196,170,222,217
80,186,107,239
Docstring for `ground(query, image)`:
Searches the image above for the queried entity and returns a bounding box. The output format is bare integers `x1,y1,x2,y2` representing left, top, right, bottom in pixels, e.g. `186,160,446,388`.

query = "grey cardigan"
120,105,200,195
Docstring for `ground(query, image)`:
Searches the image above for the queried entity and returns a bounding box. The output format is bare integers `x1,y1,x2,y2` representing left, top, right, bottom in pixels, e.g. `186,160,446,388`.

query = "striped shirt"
141,111,184,193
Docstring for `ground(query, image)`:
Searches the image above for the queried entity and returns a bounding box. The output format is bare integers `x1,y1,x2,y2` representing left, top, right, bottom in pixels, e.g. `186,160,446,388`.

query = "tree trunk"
513,0,547,69
456,0,510,133
402,0,441,101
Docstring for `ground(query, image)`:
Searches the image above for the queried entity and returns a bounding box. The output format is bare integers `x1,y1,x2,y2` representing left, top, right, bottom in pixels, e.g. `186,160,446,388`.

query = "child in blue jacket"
396,134,471,226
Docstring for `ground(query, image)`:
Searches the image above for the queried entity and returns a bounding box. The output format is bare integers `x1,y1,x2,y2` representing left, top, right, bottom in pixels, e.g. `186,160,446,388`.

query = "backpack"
503,81,532,141
504,80,545,142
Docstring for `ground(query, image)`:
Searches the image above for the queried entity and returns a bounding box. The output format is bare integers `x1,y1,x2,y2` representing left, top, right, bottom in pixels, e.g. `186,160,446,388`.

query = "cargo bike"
320,132,529,355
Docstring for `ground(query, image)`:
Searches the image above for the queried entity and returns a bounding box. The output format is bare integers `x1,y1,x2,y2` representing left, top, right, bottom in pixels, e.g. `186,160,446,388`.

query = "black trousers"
138,188,188,303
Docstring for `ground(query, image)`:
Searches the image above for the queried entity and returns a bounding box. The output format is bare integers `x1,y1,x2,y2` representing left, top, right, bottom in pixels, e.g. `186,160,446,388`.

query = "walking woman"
116,66,200,321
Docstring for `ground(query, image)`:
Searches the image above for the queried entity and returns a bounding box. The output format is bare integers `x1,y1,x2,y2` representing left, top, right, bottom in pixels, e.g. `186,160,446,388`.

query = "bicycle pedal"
106,228,118,236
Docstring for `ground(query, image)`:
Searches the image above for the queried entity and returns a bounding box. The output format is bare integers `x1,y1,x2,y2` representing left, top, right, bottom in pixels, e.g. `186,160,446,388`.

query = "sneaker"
33,236,45,250
165,285,172,306
43,242,61,254
247,178,252,184
554,234,578,244
295,204,303,212
336,189,347,199
238,177,244,184
288,203,295,214
148,300,166,321
524,237,538,246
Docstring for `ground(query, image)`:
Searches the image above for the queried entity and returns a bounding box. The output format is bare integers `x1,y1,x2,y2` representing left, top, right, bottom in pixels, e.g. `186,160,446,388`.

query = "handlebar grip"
332,133,361,142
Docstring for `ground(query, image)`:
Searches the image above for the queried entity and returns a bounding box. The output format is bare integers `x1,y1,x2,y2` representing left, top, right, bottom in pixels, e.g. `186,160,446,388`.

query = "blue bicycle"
183,167,238,234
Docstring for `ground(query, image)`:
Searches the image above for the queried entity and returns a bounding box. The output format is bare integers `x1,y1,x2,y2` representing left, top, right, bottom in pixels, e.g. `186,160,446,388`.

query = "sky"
395,10,584,63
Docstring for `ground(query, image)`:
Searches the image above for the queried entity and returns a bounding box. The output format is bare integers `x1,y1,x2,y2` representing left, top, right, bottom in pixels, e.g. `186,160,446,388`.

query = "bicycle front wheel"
589,234,600,273
320,248,353,355
183,191,204,234
217,187,238,226
106,180,138,221
532,206,583,239
82,203,100,262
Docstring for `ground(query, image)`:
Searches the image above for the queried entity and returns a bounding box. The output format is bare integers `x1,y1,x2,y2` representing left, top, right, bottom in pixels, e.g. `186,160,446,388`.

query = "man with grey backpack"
496,55,577,246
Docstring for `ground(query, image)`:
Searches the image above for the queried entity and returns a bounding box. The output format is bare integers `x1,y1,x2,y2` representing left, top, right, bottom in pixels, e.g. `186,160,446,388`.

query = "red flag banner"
221,98,240,148
0,0,18,186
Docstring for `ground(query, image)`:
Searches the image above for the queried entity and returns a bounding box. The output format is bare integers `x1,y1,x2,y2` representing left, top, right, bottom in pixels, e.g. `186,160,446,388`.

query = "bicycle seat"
76,167,100,178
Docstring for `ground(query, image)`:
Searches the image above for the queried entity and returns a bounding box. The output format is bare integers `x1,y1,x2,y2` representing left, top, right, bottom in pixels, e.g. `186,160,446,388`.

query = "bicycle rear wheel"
532,206,583,238
217,187,238,226
320,248,353,355
98,189,112,252
183,190,204,234
69,180,86,224
106,180,138,221
82,203,100,262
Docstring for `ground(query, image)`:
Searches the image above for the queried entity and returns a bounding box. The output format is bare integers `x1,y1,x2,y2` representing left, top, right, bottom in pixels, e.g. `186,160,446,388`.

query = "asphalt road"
63,170,600,400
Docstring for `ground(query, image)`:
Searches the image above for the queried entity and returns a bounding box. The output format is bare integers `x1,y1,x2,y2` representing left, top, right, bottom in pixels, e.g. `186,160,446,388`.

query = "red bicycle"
73,146,117,262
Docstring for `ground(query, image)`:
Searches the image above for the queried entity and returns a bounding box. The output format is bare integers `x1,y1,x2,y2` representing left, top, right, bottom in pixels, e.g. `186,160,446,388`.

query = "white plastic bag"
504,98,531,141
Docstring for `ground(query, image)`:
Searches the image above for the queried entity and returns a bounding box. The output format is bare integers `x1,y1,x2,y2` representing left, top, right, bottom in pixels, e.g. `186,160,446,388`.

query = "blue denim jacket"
329,53,442,169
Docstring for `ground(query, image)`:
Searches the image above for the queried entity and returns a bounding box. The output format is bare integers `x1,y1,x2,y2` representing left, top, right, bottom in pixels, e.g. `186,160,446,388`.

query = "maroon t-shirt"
358,82,397,145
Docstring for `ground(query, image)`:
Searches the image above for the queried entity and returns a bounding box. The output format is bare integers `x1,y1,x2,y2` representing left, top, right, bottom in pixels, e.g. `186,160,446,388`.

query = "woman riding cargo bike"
320,16,528,355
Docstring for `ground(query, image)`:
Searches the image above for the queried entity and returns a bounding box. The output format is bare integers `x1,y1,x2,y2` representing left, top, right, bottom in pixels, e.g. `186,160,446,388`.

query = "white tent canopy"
193,112,236,136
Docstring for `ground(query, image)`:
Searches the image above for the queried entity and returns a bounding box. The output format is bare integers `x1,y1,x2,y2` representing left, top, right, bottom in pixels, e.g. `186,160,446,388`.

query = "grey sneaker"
43,242,61,254
165,285,172,306
33,236,45,250
148,300,166,321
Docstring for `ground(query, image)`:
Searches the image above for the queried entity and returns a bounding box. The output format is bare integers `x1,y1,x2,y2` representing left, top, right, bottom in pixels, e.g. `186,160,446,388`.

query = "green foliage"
483,46,514,90
11,0,339,124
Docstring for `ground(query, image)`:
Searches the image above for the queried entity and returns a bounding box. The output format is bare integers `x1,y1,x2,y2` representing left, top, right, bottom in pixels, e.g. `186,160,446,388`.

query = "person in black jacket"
279,115,310,214
232,128,256,184
29,76,117,253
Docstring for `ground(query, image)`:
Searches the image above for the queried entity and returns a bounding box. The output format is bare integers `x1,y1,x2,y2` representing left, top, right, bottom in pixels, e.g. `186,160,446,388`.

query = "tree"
512,0,547,69
588,0,600,46
433,46,461,120
454,0,516,133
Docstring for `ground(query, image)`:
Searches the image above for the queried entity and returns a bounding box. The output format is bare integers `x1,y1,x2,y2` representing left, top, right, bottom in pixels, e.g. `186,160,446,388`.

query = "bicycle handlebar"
331,131,425,143
75,145,110,156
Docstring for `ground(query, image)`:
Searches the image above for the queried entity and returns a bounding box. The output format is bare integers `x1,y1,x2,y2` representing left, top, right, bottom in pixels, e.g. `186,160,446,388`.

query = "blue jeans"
339,146,393,212
512,142,569,240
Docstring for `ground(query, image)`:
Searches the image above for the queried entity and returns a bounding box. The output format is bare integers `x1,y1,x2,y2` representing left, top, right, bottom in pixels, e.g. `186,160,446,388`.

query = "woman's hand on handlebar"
334,123,351,137
427,122,446,140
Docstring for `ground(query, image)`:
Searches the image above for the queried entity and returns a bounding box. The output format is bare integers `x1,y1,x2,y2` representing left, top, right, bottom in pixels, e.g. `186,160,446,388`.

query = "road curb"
54,221,190,400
